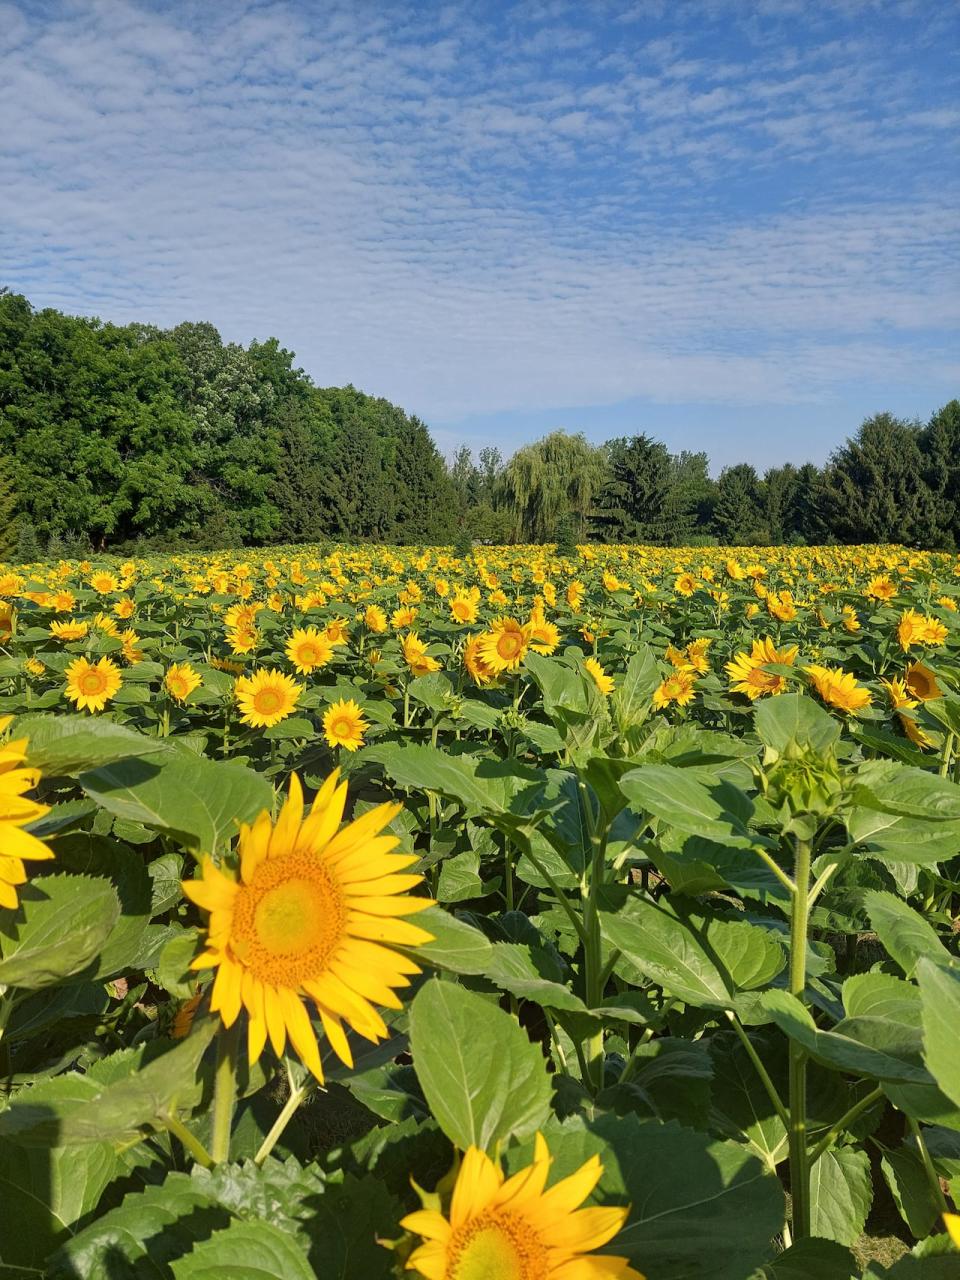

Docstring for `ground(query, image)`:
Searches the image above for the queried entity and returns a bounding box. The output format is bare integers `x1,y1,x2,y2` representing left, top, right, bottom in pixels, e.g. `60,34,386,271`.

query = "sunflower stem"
787,835,812,1241
254,1078,318,1166
164,1112,214,1169
939,731,955,778
211,1021,240,1164
909,1116,951,1216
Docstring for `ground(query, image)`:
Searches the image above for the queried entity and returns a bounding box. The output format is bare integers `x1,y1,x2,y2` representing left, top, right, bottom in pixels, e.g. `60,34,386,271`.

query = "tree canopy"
0,289,955,551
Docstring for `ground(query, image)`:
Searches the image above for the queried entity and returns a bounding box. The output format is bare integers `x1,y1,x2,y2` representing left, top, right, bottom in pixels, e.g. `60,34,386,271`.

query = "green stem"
210,1022,239,1164
808,1085,884,1164
788,835,813,1240
724,1010,789,1128
580,779,607,1094
164,1112,214,1169
909,1116,951,1215
939,731,955,779
751,844,797,896
254,1078,318,1166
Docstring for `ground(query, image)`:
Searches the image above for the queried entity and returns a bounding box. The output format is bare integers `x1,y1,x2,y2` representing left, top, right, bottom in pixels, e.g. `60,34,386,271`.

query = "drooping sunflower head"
182,772,433,1079
803,664,872,714
904,661,942,702
401,1133,643,1280
64,656,123,714
235,668,303,728
323,697,368,752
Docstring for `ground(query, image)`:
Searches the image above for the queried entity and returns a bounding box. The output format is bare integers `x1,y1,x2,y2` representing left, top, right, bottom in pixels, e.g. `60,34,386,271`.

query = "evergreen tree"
918,399,960,549
820,413,935,545
592,434,673,543
713,464,764,544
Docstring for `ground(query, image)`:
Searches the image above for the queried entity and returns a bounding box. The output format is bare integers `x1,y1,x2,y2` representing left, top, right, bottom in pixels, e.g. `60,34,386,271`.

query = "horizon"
2,0,958,472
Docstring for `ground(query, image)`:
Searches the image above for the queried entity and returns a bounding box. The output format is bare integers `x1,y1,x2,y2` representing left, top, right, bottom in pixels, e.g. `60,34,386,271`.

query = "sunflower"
478,618,531,674
235,669,303,728
584,656,614,696
803,664,872,713
285,627,334,675
50,618,89,642
113,597,136,619
401,1134,642,1280
881,676,916,710
165,662,202,703
841,605,860,633
120,628,144,663
527,616,560,655
945,1213,960,1248
897,609,927,651
323,698,368,752
463,634,496,685
182,772,432,1079
449,595,478,625
684,637,713,674
922,616,948,646
766,592,796,622
653,670,696,709
64,656,123,713
725,637,798,700
899,712,935,750
325,618,350,647
865,575,897,601
904,661,942,701
0,720,54,909
402,632,442,677
364,605,388,633
24,656,45,678
392,606,418,630
674,573,697,597
227,625,259,655
89,571,119,594
566,581,585,610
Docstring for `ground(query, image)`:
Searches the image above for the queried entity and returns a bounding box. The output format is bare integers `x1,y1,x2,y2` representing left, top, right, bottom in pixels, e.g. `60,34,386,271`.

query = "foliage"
0,539,957,1276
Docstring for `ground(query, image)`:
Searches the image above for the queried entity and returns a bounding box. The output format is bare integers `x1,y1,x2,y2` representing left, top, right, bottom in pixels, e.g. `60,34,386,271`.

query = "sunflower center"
330,717,354,739
80,670,108,695
448,1213,547,1280
496,632,523,660
230,855,345,987
253,687,284,715
298,644,321,665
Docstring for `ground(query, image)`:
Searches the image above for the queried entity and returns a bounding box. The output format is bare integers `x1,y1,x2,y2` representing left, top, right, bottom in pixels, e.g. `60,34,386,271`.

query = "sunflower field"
1,542,960,1279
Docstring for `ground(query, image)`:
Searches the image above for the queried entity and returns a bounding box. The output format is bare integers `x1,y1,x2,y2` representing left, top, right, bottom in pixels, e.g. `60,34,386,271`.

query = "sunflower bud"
765,741,844,837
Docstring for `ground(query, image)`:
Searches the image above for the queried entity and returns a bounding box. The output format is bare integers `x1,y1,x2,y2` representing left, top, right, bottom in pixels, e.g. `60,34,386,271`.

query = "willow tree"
501,431,608,543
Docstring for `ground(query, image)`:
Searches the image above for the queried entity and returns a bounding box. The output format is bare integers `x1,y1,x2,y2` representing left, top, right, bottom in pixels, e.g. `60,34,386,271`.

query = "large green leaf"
508,1114,784,1280
0,873,119,989
846,807,960,864
619,764,753,841
710,1034,788,1170
0,1021,218,1147
917,959,960,1108
171,1219,317,1279
751,1238,858,1279
367,742,538,815
409,979,551,1152
866,891,951,979
601,897,784,1010
613,646,660,730
754,693,840,755
809,1146,872,1245
15,711,172,774
0,1077,119,1271
762,990,930,1083
79,750,274,856
45,1172,231,1278
402,906,495,976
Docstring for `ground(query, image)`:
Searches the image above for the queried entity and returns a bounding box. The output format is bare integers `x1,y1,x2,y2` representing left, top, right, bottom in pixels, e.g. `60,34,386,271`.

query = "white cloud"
0,0,957,454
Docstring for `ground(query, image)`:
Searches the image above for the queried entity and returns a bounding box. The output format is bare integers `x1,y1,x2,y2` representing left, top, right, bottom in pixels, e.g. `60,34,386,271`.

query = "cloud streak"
1,0,957,464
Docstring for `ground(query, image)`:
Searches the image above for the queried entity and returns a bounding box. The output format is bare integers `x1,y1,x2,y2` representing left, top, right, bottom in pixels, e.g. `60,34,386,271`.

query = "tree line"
0,289,956,554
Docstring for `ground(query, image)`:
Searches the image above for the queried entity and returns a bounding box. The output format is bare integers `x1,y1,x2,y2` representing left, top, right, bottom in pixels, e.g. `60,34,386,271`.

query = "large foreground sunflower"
183,772,432,1079
0,719,54,909
402,1135,643,1280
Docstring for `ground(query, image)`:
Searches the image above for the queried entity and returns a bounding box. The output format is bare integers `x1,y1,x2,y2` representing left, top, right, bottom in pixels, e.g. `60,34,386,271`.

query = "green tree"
713,463,765,544
502,431,607,542
820,412,936,545
592,434,673,543
919,399,960,549
0,453,18,558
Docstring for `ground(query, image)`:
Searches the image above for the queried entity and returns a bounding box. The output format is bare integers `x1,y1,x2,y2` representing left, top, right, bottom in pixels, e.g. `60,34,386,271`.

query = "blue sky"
1,0,958,473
